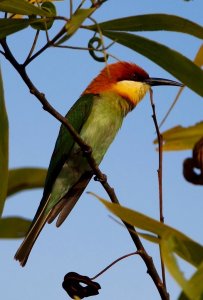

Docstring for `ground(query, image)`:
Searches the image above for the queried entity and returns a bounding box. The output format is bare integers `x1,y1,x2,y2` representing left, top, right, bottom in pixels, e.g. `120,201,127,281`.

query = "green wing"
43,93,94,198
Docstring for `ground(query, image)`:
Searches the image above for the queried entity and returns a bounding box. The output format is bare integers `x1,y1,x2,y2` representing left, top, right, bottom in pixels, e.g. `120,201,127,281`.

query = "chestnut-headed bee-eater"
15,61,182,266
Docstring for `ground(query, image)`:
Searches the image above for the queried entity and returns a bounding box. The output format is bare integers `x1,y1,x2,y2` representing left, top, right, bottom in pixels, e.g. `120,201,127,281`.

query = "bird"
15,61,182,266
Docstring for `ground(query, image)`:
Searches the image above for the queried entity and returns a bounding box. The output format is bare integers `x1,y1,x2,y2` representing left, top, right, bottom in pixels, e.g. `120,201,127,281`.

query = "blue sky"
1,0,203,299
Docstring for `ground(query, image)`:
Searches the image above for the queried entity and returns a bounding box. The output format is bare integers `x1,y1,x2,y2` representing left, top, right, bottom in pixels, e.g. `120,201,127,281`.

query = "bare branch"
149,89,167,291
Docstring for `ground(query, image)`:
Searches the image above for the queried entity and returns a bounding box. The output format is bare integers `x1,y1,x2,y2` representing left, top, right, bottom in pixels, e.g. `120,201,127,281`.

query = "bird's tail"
14,197,51,267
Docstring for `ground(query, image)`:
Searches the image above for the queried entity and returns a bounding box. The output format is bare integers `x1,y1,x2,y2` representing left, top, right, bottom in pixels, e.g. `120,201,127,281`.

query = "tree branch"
0,38,169,300
149,89,167,292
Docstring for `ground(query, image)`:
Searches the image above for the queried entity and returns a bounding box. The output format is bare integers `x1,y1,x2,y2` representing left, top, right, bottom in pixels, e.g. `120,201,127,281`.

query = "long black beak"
144,77,183,87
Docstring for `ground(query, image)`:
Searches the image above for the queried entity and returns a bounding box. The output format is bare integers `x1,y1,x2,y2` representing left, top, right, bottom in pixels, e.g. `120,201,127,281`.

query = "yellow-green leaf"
154,122,203,151
0,67,8,217
91,193,203,267
0,217,31,238
7,167,47,197
194,44,203,67
162,237,187,289
88,14,203,40
0,0,52,16
178,261,203,300
56,8,95,45
0,19,31,38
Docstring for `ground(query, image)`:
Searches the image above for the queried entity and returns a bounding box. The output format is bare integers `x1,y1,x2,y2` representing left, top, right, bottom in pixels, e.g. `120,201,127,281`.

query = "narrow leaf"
7,167,47,197
0,217,31,238
0,67,8,217
0,0,52,16
88,14,203,40
178,261,203,300
101,31,203,97
161,237,191,298
0,19,31,38
194,44,203,68
56,8,95,45
159,43,203,128
154,122,203,151
91,193,203,267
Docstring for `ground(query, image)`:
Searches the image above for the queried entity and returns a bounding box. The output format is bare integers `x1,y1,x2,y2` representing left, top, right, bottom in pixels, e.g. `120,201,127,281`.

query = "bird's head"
84,61,182,107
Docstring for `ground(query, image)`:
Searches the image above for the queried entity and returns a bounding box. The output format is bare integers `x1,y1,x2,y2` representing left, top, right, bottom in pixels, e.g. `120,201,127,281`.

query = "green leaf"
0,19,31,38
0,67,8,217
0,217,31,238
92,193,203,298
0,0,52,16
56,8,95,45
161,237,187,293
100,31,203,97
7,167,47,197
178,261,203,300
31,1,56,30
90,193,203,267
154,122,203,151
159,44,203,129
88,14,203,40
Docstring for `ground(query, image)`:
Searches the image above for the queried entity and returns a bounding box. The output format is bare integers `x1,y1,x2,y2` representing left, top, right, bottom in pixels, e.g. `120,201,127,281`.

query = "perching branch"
0,39,169,300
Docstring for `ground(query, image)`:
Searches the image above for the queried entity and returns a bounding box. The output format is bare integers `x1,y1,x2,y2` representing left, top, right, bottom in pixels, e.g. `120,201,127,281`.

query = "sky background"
1,0,203,299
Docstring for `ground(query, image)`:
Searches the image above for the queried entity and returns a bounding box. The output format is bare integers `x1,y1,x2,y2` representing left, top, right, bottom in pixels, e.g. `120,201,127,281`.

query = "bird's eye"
131,73,138,81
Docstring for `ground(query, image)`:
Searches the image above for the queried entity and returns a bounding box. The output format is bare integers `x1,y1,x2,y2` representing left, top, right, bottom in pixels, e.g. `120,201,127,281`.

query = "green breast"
79,91,131,164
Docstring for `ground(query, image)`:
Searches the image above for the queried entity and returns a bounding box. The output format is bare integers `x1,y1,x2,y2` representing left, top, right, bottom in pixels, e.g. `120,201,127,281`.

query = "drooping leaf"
0,217,31,238
100,31,203,97
161,237,188,294
90,193,203,267
159,43,203,128
0,67,8,217
56,8,95,45
7,167,47,197
0,0,52,16
92,193,203,297
0,19,31,38
88,14,203,40
178,261,203,300
154,122,203,151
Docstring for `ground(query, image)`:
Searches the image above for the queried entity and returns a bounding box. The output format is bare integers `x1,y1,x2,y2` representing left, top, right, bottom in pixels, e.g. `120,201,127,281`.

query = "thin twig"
24,30,40,65
75,0,87,11
69,0,73,18
91,251,138,280
89,16,109,65
149,89,167,290
159,86,184,128
0,39,169,300
23,25,67,66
